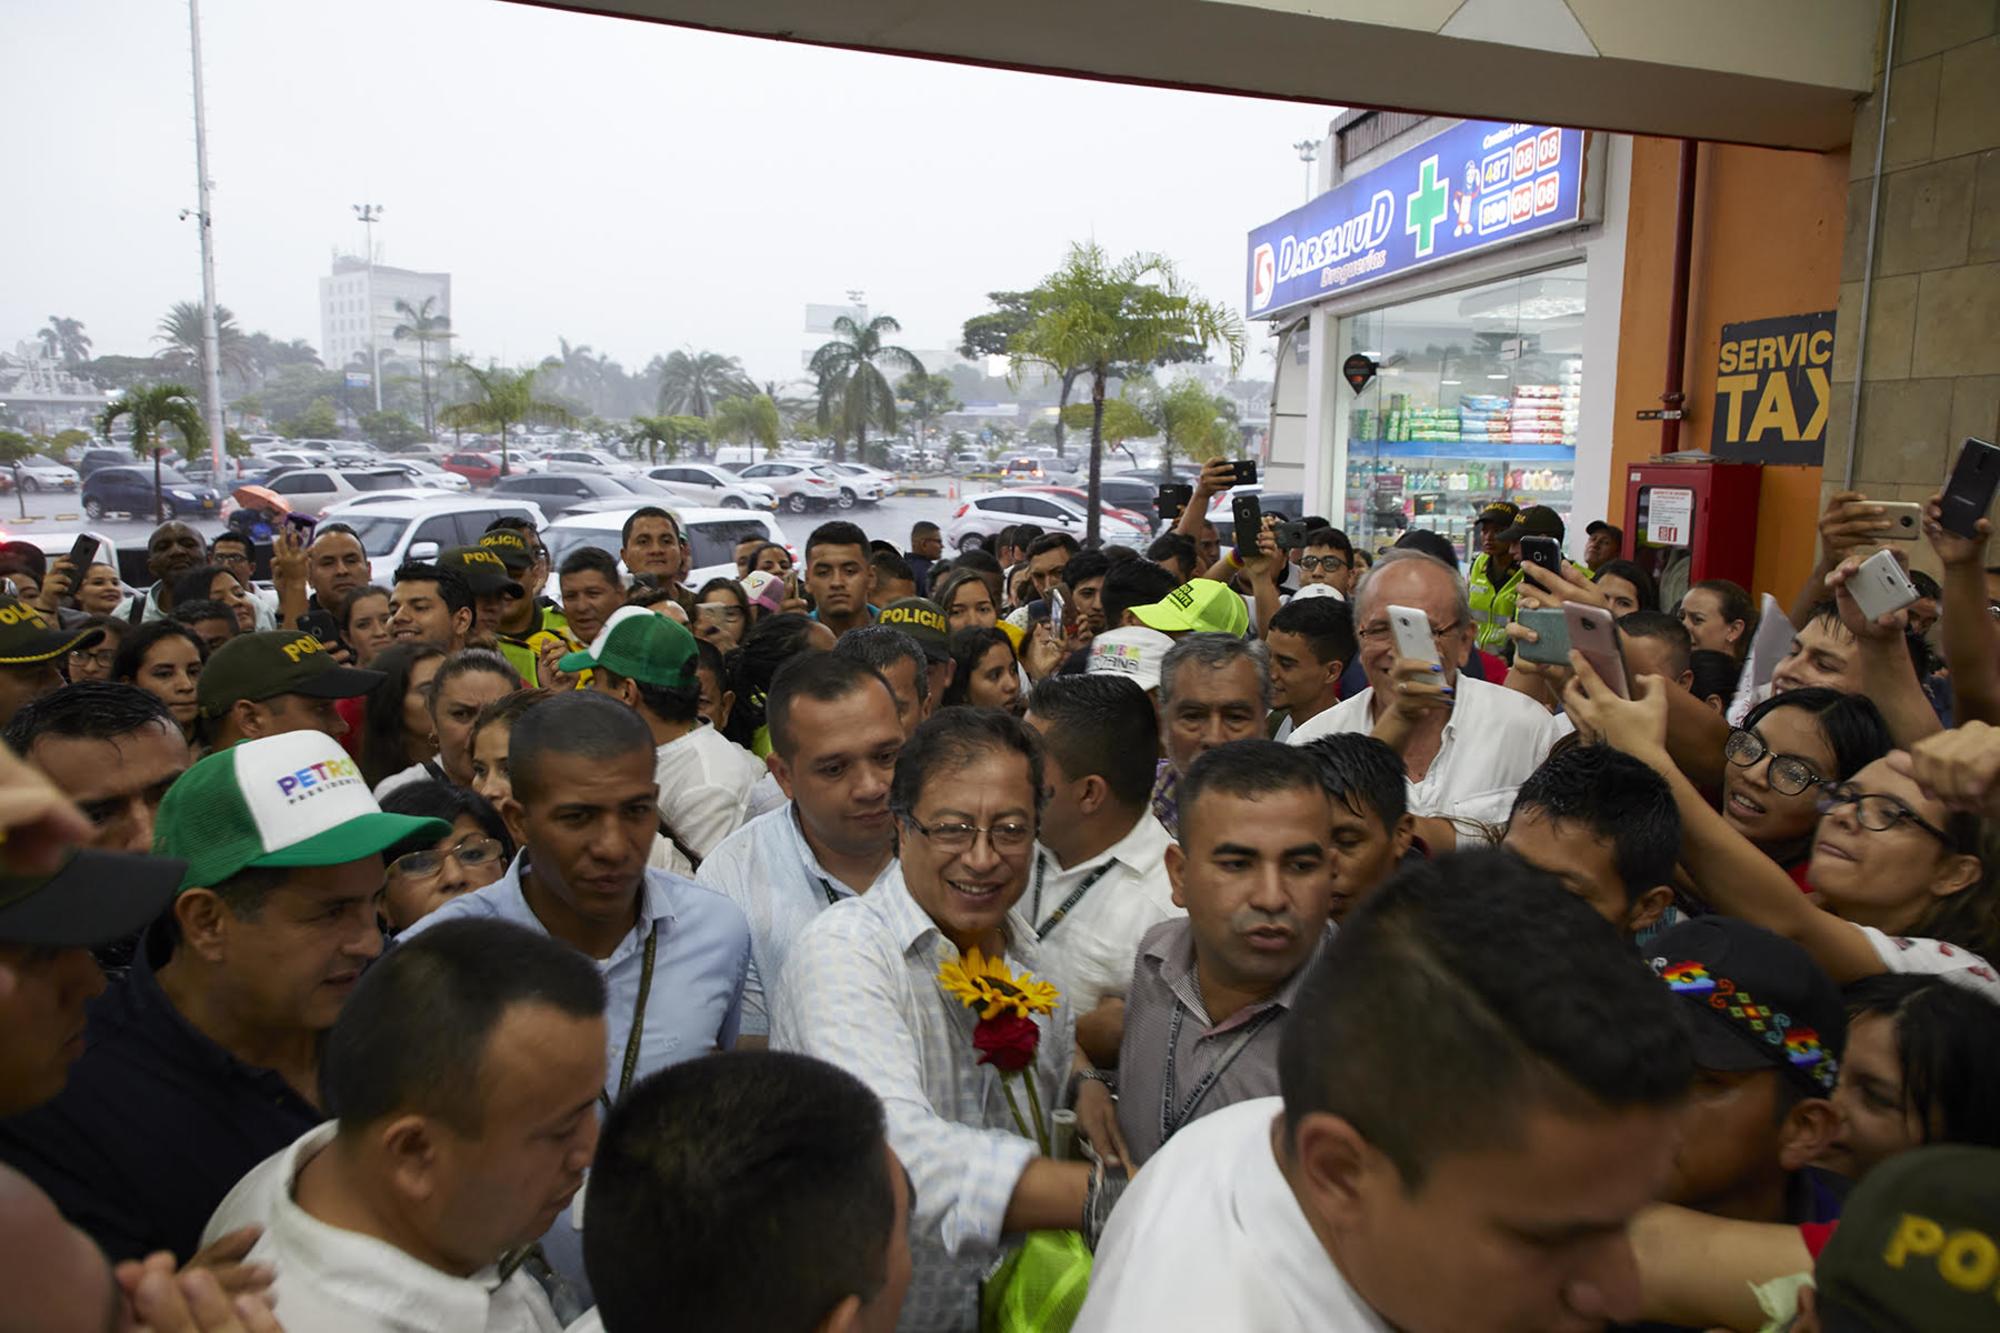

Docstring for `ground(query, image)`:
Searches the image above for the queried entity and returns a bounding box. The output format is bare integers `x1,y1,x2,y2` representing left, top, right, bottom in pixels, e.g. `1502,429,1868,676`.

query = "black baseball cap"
1585,520,1621,538
441,546,525,600
877,597,950,662
0,848,185,948
1496,505,1567,544
0,596,103,666
1648,917,1845,1096
197,629,384,719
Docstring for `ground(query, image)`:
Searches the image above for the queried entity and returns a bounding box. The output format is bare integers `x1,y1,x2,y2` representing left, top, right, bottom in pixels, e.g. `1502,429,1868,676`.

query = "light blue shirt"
402,852,751,1308
696,803,902,1036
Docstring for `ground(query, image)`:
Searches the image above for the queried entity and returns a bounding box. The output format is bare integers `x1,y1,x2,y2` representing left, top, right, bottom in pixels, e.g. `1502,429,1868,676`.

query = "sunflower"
938,948,1060,1021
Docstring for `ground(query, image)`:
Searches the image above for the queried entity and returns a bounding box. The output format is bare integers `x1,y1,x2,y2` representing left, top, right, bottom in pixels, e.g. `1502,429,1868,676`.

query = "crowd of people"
0,458,1997,1332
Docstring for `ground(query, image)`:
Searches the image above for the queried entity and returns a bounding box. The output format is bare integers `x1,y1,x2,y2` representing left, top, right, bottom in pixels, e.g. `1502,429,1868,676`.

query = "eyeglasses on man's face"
904,818,1035,854
1724,729,1823,797
1299,555,1350,573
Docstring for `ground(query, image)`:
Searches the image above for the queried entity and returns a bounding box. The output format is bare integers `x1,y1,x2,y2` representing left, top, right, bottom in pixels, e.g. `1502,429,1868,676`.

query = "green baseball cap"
441,545,526,599
476,529,535,573
154,731,449,891
558,605,698,687
0,849,185,948
0,595,102,666
197,630,383,719
1813,1145,2000,1332
1132,578,1249,638
877,597,950,662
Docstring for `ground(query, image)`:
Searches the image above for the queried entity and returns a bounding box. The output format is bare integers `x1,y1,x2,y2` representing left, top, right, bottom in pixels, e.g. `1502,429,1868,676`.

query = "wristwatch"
1081,1158,1131,1251
1065,1067,1117,1105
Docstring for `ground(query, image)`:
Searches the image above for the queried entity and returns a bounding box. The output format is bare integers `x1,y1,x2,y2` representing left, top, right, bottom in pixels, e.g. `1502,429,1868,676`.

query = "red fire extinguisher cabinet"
1621,461,1763,591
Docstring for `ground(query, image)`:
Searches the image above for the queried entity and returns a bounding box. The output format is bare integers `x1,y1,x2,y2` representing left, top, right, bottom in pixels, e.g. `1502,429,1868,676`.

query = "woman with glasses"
64,614,126,683
1721,689,1892,885
1566,666,2000,1003
691,576,752,652
374,780,514,933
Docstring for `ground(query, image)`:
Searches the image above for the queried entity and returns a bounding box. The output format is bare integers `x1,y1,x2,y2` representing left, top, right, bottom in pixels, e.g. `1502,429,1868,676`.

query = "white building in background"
318,255,451,374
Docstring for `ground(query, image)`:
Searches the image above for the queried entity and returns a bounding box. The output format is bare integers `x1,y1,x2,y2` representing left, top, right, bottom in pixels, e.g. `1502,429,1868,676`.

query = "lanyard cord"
1031,854,1116,941
598,921,659,1112
1158,1002,1280,1145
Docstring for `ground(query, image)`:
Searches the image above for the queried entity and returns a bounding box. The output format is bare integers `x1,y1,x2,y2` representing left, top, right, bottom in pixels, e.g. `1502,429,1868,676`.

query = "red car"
1015,486,1153,534
441,451,502,486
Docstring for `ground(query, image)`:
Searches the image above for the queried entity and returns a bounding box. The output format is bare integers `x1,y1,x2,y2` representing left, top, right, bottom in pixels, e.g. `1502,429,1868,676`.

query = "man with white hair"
1289,549,1562,845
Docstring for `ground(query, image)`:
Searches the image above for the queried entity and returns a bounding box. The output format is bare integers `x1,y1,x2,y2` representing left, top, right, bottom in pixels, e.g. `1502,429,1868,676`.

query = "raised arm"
1826,554,1940,747
1561,660,1886,982
1789,491,1895,630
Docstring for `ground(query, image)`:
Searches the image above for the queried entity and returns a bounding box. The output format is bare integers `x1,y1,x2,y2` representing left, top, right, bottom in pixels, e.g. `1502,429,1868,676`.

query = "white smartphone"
1387,604,1441,669
1563,600,1630,699
1847,547,1920,623
1049,587,1065,640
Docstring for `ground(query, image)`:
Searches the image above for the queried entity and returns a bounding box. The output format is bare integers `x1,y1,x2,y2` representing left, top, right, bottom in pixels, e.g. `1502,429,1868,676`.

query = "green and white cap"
558,604,698,688
154,730,450,891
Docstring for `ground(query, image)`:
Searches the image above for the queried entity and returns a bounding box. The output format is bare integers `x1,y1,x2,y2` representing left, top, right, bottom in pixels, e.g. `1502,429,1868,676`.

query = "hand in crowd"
1370,654,1454,756
270,526,306,593
1826,552,1910,641
1559,652,1669,761
1817,489,1895,563
119,1248,283,1333
1019,622,1066,681
34,556,77,615
1922,491,1992,566
1192,456,1234,503
1516,555,1603,612
1238,515,1284,585
777,571,810,616
1071,1079,1131,1171
536,637,577,691
1892,721,2000,820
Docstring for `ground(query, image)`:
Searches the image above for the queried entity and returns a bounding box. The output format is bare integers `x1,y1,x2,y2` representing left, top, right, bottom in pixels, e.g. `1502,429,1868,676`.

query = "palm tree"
655,349,753,419
392,296,452,437
710,395,782,463
38,316,92,367
155,301,252,380
809,314,924,465
437,362,574,476
100,384,204,523
1010,243,1243,542
625,414,709,464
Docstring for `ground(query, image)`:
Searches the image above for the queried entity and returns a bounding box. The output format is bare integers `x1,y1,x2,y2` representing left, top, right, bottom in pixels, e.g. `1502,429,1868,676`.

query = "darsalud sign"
1247,121,1591,319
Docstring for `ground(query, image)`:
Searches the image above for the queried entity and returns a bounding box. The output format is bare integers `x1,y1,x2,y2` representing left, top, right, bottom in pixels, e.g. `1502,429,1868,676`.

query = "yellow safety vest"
1467,554,1524,653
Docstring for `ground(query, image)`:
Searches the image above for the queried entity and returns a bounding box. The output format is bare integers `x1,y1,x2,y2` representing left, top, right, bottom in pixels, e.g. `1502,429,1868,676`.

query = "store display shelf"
1352,440,1578,462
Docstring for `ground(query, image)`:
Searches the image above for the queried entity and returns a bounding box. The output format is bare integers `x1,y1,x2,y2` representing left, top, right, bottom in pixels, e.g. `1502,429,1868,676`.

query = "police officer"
1466,502,1524,656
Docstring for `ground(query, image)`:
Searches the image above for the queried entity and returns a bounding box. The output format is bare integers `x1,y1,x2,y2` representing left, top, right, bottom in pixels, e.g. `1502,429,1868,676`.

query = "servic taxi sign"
1247,120,1589,319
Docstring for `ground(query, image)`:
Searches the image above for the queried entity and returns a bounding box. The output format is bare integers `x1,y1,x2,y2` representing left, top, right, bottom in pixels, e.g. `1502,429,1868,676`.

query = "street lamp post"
188,0,226,483
1293,137,1320,203
353,203,385,412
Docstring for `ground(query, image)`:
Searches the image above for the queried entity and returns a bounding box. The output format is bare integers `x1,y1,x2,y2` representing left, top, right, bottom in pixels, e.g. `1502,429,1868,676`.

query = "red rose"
972,1013,1041,1072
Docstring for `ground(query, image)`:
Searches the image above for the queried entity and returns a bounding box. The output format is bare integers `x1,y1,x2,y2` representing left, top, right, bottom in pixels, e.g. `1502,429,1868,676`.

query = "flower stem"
1021,1067,1052,1157
999,1075,1034,1145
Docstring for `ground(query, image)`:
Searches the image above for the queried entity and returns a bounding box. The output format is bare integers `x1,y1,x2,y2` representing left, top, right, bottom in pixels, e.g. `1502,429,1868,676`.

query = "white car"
257,468,423,516
737,459,841,514
330,496,550,584
816,463,892,507
542,448,637,476
320,487,470,514
254,448,333,472
11,456,81,492
644,463,777,510
372,458,471,492
542,506,788,591
945,491,1148,552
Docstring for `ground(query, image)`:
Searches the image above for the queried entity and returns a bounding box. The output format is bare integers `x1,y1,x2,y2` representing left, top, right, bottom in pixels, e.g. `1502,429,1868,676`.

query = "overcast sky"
4,0,1332,386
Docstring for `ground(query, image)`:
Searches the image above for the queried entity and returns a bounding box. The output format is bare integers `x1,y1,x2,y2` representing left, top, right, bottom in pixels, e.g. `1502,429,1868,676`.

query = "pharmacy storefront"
1254,117,1629,561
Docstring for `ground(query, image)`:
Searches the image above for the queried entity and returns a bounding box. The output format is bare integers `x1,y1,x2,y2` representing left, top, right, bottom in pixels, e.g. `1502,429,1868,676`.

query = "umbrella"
232,484,290,515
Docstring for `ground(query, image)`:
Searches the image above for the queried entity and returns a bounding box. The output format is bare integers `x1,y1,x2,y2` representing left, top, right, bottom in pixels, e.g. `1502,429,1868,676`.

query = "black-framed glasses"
1299,555,1350,572
387,836,506,880
1724,729,1824,797
1815,784,1957,847
905,818,1035,853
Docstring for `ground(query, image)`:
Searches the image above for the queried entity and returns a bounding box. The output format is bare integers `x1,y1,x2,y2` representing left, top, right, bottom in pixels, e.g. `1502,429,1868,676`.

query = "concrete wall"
1609,139,1851,603
1825,0,2000,564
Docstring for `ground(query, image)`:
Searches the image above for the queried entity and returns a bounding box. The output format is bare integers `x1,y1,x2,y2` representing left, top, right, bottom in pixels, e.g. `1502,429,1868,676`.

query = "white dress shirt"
1288,675,1565,838
1027,811,1180,1014
1075,1098,1391,1333
203,1124,564,1333
771,875,1074,1333
696,803,902,1037
652,722,765,860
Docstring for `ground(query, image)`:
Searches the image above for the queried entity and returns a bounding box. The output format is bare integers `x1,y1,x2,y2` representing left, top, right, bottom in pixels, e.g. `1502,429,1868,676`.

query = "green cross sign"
1405,155,1449,257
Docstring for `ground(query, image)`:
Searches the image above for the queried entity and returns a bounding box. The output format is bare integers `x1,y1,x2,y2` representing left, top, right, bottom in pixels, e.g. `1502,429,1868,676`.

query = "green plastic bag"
981,1229,1093,1333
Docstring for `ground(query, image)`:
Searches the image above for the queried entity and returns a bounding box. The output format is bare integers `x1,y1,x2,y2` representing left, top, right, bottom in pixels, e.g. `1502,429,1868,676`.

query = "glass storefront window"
1337,262,1586,559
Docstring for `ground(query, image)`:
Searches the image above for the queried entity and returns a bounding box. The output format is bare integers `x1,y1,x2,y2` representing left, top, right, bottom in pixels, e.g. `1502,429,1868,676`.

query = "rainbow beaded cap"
1657,960,1839,1094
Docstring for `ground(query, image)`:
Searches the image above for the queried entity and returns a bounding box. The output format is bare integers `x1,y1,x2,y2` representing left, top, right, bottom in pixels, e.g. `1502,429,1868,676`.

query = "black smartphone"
1274,520,1310,551
282,511,319,535
1231,493,1262,546
1939,437,2000,539
298,609,341,649
1155,483,1192,522
1227,459,1259,487
66,534,100,573
1520,534,1562,578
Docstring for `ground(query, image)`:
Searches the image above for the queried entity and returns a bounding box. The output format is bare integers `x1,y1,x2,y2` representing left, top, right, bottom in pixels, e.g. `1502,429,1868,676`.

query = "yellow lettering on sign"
1719,341,1739,374
1716,375,1760,441
1800,367,1831,438
1746,375,1802,440
1756,337,1779,370
1885,1213,1946,1267
1807,329,1833,364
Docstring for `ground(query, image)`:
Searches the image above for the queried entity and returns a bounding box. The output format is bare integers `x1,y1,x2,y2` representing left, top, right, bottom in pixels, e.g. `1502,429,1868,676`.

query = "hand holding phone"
1049,588,1065,641
1156,483,1192,522
1519,535,1562,578
66,534,101,574
1938,437,2000,539
1563,601,1629,699
1514,606,1573,666
1231,494,1263,553
1387,604,1443,670
1226,458,1259,487
1843,548,1920,625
